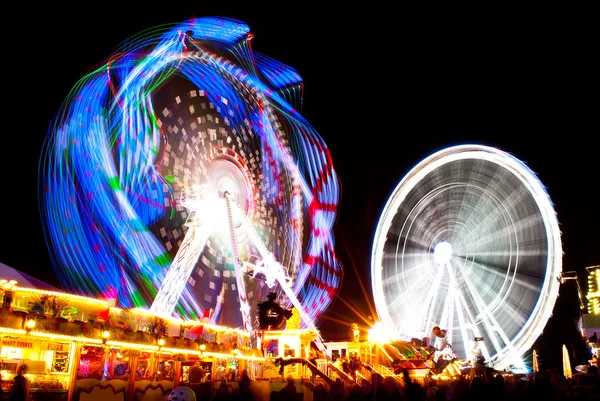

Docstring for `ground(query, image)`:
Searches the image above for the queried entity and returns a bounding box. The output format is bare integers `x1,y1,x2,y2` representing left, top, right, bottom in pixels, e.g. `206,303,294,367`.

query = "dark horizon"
2,3,596,371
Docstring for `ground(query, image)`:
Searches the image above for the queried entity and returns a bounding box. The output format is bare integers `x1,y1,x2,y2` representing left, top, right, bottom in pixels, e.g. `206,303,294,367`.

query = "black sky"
3,2,597,368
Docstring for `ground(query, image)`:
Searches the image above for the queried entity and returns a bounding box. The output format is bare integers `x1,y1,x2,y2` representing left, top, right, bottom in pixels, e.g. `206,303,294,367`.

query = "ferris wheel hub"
207,159,248,211
433,241,453,265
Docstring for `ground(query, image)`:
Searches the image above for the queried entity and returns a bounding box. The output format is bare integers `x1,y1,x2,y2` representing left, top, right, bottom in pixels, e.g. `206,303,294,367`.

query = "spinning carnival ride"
371,144,562,371
39,17,341,340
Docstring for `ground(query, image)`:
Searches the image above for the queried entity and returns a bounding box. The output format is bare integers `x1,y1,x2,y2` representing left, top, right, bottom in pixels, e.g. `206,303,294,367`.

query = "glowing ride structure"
40,17,341,345
371,144,562,371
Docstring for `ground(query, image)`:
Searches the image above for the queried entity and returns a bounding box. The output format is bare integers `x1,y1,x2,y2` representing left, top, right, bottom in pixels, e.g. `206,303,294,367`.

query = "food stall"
0,336,72,400
0,278,263,401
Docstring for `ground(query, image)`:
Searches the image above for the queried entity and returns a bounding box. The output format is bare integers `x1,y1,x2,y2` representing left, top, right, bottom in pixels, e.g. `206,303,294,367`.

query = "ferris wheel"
40,17,341,341
371,144,562,370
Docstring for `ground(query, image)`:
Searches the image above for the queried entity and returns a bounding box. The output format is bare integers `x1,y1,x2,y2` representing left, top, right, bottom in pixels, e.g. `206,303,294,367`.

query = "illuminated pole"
102,330,110,378
210,355,217,398
562,344,572,379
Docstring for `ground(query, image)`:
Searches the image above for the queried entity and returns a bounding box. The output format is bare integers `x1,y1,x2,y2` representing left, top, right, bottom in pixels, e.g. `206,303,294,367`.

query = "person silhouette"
279,375,296,398
239,369,252,394
8,364,30,401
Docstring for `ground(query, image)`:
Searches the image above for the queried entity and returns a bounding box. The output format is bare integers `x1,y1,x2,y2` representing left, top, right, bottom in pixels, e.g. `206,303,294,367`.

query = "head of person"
432,326,447,338
167,386,196,401
17,364,28,375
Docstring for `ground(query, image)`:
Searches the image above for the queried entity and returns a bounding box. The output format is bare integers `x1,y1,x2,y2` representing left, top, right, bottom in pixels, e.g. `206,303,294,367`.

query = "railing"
371,363,396,377
326,361,359,391
371,363,405,386
275,357,366,394
276,358,334,386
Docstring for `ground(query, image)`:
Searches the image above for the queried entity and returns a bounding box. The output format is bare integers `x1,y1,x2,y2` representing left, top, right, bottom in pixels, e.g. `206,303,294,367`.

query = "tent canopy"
0,262,59,291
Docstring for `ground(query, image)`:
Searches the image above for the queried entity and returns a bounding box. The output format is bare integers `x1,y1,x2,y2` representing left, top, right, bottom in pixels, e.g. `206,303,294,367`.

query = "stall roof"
0,262,60,291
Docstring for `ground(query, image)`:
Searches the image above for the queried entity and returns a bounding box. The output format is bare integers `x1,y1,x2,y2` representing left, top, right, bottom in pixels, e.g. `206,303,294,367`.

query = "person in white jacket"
432,326,457,372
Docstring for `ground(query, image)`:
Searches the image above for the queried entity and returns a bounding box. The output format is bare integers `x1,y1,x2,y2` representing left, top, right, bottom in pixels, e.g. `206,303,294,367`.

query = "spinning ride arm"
149,226,212,317
150,186,214,318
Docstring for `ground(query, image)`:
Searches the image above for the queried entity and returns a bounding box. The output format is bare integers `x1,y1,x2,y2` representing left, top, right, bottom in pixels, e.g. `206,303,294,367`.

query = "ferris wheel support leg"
149,225,211,317
224,193,254,334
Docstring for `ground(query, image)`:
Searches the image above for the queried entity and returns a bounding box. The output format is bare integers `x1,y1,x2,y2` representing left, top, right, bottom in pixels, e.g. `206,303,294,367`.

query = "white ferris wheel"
371,144,562,370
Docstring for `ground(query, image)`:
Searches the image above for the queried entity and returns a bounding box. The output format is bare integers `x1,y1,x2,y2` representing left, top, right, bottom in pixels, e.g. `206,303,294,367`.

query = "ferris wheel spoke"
454,289,487,353
456,191,498,235
463,181,545,246
467,214,544,253
389,252,431,274
467,257,543,291
384,248,432,264
458,269,511,354
463,257,513,277
224,193,253,333
462,259,536,342
453,288,482,356
450,206,512,251
386,265,432,308
464,259,514,317
448,162,506,222
458,218,510,250
478,313,512,357
463,257,542,330
454,171,488,228
397,233,432,252
400,258,448,334
460,267,503,320
497,294,531,327
450,168,531,243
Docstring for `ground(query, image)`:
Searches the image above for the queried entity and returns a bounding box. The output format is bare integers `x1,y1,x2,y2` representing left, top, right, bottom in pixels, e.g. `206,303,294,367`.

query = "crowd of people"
204,363,600,401
184,324,600,401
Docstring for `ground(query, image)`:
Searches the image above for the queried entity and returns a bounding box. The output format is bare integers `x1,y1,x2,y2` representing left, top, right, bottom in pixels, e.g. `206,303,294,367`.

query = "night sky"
3,2,596,369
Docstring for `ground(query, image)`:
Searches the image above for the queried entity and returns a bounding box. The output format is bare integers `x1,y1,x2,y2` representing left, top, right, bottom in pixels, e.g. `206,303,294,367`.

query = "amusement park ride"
7,16,565,401
371,144,563,372
39,16,341,360
149,186,325,349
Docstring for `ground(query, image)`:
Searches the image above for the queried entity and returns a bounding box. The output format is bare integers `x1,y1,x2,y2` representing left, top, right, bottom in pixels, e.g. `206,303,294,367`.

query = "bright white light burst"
433,241,453,265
